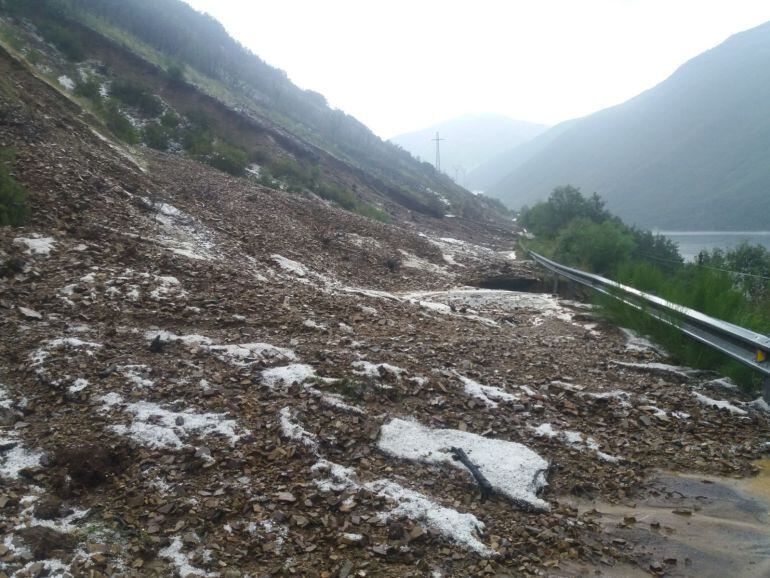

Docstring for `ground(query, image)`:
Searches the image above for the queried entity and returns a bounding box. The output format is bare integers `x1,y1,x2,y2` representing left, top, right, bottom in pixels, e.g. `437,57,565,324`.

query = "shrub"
103,100,139,144
74,76,102,101
165,62,186,85
207,141,248,175
181,126,212,156
110,79,163,117
37,20,84,61
160,111,180,129
552,217,634,275
0,149,29,227
142,121,169,150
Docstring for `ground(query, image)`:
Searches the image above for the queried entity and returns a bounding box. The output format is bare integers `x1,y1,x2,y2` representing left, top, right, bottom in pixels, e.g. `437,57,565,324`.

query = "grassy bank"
520,186,770,391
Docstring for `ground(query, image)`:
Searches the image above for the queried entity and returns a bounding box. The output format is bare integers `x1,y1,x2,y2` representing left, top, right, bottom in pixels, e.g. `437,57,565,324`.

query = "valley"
0,3,768,577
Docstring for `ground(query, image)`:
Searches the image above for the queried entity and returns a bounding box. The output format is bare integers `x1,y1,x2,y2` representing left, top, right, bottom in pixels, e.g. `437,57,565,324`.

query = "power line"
635,250,770,281
431,131,445,172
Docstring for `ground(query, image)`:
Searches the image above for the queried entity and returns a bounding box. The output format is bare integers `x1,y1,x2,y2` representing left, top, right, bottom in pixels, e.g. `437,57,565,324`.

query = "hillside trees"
520,185,681,274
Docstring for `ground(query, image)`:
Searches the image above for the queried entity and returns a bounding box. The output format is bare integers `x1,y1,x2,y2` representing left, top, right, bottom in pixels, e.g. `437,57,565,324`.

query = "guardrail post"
552,274,558,295
763,376,770,404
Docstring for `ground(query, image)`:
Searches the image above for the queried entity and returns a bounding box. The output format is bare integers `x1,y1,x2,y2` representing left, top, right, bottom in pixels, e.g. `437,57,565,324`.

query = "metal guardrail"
529,251,770,401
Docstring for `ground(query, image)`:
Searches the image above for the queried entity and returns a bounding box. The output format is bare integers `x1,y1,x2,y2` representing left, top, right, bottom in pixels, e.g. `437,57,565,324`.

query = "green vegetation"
521,185,770,390
39,0,495,219
75,75,102,101
164,61,185,84
141,121,168,150
109,79,163,116
38,19,85,61
257,158,390,222
103,100,139,144
520,185,681,275
208,141,248,176
0,149,29,227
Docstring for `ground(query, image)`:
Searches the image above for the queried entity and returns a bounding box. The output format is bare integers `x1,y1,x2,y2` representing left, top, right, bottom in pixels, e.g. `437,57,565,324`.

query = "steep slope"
1,36,768,578
489,21,770,229
391,114,547,187
466,120,577,194
0,0,507,223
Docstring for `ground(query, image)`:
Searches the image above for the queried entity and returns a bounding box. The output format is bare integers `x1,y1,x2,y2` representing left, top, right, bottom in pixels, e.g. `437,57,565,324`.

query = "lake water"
658,231,770,261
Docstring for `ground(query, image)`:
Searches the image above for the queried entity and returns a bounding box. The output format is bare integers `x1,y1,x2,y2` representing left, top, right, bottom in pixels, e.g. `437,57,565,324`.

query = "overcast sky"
183,1,770,139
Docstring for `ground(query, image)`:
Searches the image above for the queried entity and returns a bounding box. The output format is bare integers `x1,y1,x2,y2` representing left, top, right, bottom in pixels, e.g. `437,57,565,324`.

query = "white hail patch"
14,495,90,533
416,300,453,314
118,364,155,388
0,437,43,479
692,392,748,416
261,364,318,388
533,423,619,463
397,250,450,275
68,378,89,393
351,360,406,380
57,74,75,90
100,394,247,449
611,361,696,380
311,460,495,556
0,384,13,409
13,235,56,256
581,389,632,407
146,330,296,366
304,386,365,414
619,328,661,353
159,537,218,577
30,337,103,370
701,377,739,391
271,254,308,277
260,366,364,413
456,374,518,409
145,199,216,261
368,479,495,557
378,418,549,510
278,407,318,451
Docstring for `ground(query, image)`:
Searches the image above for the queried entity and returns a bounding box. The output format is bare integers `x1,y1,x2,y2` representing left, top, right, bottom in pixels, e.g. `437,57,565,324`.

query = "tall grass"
0,148,29,227
598,261,770,390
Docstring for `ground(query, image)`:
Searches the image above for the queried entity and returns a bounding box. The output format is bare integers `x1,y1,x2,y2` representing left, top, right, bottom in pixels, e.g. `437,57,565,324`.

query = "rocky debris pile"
461,259,544,292
1,43,768,578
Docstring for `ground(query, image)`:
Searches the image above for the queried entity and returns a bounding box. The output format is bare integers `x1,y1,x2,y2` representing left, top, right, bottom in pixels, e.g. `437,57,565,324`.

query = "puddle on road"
558,461,770,577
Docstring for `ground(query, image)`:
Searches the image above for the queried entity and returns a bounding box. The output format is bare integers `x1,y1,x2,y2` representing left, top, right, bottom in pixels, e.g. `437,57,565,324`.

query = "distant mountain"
466,120,577,193
390,114,547,188
487,21,770,230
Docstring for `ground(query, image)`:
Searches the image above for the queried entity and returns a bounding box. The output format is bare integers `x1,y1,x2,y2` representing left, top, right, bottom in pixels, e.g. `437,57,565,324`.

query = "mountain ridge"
486,20,770,230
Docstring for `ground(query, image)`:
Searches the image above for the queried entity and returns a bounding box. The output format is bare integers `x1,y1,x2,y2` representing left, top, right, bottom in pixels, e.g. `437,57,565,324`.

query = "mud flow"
562,461,770,577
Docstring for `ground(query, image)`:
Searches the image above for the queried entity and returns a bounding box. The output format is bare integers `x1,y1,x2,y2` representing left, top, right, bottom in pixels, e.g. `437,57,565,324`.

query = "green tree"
520,185,610,238
553,218,635,274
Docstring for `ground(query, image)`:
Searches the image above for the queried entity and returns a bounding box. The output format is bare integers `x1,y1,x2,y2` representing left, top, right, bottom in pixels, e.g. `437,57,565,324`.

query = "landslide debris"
0,36,767,578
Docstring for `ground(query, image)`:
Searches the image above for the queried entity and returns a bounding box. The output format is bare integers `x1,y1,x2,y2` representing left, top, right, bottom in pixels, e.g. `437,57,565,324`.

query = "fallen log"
449,446,494,502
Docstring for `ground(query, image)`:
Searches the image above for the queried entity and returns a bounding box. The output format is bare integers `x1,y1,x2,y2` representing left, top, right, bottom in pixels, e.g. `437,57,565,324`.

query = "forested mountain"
0,0,508,221
488,21,770,230
390,114,546,189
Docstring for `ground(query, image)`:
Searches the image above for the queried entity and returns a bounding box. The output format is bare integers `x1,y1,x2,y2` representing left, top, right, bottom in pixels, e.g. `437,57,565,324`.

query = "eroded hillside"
1,28,769,578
